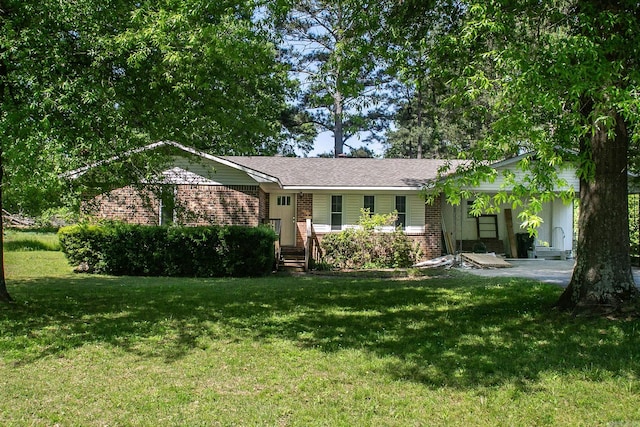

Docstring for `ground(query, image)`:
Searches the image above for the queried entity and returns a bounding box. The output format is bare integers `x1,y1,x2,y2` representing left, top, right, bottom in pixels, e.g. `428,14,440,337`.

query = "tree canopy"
3,1,640,313
1,0,289,214
392,0,640,311
0,0,289,301
277,0,393,156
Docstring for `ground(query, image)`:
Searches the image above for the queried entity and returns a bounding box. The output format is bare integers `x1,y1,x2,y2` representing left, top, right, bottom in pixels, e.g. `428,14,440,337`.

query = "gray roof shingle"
222,156,465,189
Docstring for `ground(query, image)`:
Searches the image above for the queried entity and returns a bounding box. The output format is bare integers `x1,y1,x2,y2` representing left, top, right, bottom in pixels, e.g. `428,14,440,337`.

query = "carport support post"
305,218,312,272
452,205,459,255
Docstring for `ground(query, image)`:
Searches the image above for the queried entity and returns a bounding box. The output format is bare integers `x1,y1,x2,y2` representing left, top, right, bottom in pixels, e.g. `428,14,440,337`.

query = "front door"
270,194,296,246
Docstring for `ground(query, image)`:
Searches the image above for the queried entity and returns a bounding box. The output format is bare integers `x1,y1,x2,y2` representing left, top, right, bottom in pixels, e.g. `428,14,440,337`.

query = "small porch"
441,197,575,259
266,218,323,272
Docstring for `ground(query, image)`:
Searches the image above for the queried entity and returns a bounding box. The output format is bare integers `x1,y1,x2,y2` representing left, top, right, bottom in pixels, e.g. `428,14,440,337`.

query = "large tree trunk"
0,219,10,303
0,153,12,303
0,10,12,303
557,110,638,311
334,90,344,157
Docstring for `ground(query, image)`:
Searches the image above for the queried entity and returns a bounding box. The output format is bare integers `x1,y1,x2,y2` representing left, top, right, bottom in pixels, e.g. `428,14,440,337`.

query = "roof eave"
62,140,283,187
281,186,426,191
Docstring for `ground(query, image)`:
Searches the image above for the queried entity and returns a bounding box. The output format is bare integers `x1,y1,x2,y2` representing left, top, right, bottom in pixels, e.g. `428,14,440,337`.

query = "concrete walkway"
461,259,640,287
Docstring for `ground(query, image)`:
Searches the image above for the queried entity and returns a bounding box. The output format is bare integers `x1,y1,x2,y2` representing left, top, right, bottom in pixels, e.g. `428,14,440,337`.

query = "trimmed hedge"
58,223,277,277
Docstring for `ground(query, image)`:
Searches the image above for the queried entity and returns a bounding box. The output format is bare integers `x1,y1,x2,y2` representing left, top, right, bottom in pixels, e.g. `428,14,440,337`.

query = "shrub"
59,223,277,277
321,209,422,269
58,224,108,271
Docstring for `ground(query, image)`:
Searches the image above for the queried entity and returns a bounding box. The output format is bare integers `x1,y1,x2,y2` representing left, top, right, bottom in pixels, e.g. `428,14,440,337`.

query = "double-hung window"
395,195,406,229
331,195,343,230
363,195,375,214
159,185,176,226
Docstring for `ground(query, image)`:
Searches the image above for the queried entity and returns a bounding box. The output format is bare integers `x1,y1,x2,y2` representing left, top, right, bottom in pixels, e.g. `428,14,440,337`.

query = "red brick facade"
295,193,313,246
84,184,262,227
404,194,443,260
176,184,260,226
84,186,161,224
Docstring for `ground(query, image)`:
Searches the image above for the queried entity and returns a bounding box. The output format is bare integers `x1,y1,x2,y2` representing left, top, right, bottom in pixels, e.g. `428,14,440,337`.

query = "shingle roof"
63,140,468,190
222,156,465,189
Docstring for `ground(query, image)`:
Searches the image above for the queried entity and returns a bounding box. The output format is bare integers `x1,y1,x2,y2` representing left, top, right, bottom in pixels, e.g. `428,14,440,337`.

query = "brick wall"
176,184,260,226
259,189,269,223
83,186,160,224
83,184,262,227
84,186,443,259
295,193,313,247
409,194,443,260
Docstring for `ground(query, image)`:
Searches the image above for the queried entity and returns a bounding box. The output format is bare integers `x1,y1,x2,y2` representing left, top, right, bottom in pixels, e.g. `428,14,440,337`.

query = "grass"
1,240,640,425
3,229,61,252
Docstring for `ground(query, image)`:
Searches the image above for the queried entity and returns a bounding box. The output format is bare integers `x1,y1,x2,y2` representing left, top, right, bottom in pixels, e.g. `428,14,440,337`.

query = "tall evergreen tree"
278,0,392,157
381,1,490,159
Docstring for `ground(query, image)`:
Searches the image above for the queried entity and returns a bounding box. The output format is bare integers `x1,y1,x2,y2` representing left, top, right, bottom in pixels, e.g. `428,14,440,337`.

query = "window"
363,195,375,213
277,195,291,206
477,215,499,239
331,195,343,230
159,186,176,225
395,195,406,229
467,200,475,218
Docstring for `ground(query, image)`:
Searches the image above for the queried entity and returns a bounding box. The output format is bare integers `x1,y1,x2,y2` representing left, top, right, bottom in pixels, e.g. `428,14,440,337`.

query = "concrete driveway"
461,259,640,287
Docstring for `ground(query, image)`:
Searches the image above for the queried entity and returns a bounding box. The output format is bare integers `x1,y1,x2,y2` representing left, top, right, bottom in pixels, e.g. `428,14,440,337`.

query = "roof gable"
63,141,282,186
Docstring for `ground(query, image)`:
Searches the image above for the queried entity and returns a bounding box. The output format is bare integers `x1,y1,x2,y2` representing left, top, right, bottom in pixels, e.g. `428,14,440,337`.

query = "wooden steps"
279,246,306,271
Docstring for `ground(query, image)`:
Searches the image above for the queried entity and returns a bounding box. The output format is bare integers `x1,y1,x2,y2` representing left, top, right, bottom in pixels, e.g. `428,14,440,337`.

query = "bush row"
58,223,277,277
320,210,422,269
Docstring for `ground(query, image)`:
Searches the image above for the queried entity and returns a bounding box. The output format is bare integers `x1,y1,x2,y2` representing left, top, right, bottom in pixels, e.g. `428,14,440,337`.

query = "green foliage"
395,1,640,308
357,209,396,231
321,209,421,269
629,195,640,263
277,0,394,155
58,224,277,277
379,1,490,160
57,224,108,271
1,0,289,215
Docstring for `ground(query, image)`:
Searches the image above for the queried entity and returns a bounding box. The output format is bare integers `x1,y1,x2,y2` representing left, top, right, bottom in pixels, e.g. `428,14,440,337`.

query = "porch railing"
265,218,282,269
304,218,323,271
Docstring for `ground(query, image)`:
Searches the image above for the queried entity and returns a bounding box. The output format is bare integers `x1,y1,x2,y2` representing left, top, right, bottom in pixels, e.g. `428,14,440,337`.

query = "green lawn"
3,229,61,252
1,248,639,426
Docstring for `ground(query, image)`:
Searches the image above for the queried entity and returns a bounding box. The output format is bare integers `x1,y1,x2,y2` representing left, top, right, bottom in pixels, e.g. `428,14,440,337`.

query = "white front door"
270,194,296,246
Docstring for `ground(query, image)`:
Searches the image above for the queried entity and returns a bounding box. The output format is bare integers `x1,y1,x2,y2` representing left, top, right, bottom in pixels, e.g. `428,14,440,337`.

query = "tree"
383,1,455,159
384,84,490,159
0,0,288,302
278,0,393,157
347,146,376,158
395,0,640,312
379,1,491,160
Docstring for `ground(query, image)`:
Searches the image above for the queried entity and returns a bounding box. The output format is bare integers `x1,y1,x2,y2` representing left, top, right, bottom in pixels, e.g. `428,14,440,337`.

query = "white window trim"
331,195,343,231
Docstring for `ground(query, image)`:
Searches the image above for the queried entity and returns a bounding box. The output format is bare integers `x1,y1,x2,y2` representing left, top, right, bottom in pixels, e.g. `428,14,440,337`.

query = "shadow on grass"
3,239,59,251
1,273,639,390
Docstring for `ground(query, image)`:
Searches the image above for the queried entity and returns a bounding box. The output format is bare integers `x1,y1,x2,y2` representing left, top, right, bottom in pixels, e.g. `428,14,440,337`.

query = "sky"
300,131,387,158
